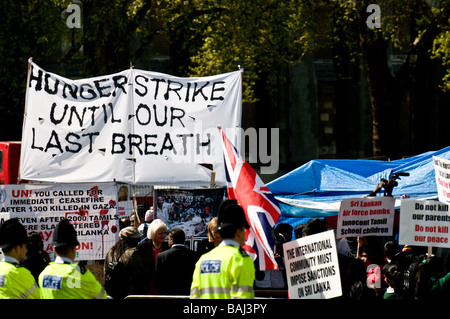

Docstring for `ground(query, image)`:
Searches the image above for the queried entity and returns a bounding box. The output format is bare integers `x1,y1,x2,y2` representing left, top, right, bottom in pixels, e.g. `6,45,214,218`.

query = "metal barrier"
124,295,190,299
123,290,288,299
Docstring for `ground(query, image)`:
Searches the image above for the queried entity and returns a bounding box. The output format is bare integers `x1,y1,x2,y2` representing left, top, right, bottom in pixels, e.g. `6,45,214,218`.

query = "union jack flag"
220,128,281,271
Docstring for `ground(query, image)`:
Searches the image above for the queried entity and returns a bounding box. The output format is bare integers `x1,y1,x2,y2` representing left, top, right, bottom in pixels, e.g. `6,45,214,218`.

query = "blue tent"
267,146,450,228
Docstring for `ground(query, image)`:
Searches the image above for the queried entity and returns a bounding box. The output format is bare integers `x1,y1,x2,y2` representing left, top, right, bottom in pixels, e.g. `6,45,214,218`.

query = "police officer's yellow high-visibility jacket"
0,258,40,299
39,257,107,299
190,240,255,299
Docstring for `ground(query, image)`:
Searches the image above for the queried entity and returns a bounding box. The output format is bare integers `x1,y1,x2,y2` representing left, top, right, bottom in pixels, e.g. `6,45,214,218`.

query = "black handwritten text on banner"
21,62,242,185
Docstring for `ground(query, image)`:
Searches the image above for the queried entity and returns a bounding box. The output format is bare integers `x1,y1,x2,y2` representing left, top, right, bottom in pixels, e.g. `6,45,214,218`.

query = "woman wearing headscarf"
104,226,146,298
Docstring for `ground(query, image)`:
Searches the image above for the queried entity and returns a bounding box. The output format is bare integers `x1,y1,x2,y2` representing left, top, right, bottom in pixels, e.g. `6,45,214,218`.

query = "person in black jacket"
104,226,146,298
154,228,199,295
21,232,50,284
136,219,169,294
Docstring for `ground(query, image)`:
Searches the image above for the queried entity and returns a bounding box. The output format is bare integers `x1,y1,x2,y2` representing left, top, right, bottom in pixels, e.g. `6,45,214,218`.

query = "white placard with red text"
337,197,395,238
0,182,119,260
399,199,450,248
434,156,450,205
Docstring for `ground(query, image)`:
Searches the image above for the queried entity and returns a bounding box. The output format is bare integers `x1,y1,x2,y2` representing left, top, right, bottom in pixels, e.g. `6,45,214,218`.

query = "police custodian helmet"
215,199,250,231
0,218,28,250
52,218,80,247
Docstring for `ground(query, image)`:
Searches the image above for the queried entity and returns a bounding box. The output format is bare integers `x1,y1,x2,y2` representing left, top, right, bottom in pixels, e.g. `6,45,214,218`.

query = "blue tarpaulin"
268,146,450,224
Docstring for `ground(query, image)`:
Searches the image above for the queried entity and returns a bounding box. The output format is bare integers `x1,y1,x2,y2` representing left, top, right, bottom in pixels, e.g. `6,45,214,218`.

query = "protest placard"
399,199,450,248
337,197,395,238
0,182,118,260
434,156,450,205
0,212,10,259
283,230,341,299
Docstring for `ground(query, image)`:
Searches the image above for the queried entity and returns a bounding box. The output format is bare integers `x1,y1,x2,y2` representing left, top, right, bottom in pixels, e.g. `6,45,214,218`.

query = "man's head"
169,228,185,247
129,214,138,227
302,218,327,237
157,196,164,208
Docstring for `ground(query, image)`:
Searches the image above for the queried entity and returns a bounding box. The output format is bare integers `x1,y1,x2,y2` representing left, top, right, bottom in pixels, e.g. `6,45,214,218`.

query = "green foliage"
0,0,448,140
178,0,314,101
432,30,450,91
0,0,63,132
159,0,449,101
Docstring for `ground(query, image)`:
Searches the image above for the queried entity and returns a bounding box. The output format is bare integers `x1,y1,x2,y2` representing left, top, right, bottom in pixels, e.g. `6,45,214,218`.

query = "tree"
175,0,450,159
0,1,63,140
164,0,315,103
351,0,450,158
1,0,448,159
54,0,161,76
0,0,165,140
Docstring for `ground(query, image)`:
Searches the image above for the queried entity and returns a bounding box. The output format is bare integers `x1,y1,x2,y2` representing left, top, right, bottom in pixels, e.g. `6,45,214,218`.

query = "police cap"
215,199,250,231
52,218,80,247
0,218,28,250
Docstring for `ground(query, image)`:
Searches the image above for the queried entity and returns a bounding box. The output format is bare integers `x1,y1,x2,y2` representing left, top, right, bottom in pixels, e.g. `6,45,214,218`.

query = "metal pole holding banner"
18,58,34,184
131,184,140,228
127,61,140,228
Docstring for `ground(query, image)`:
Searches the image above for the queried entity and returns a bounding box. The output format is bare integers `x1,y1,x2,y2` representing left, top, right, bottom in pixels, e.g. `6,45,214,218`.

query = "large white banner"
0,182,118,260
21,61,242,185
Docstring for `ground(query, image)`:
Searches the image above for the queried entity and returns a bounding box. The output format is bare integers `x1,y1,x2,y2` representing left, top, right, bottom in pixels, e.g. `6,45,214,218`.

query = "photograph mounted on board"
154,187,226,239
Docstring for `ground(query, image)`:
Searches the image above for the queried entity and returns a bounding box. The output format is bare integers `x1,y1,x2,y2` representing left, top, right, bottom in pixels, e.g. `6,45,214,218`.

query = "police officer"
0,218,40,299
190,199,255,299
39,219,107,299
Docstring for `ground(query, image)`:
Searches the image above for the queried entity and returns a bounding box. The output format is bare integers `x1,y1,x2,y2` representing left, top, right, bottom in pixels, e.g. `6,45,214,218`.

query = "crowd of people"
272,218,450,300
2,200,450,300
